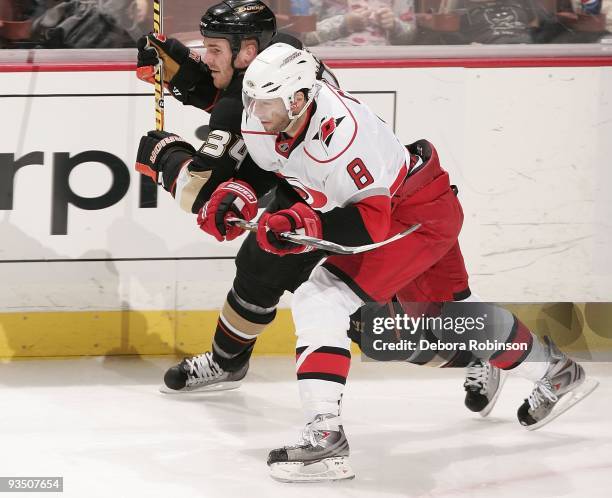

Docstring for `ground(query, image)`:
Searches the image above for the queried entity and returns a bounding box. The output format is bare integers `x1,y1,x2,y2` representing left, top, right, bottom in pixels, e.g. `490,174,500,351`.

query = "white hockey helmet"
242,43,321,122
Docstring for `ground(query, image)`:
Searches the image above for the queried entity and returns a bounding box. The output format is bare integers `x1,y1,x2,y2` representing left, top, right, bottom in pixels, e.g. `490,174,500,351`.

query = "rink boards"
1,61,612,358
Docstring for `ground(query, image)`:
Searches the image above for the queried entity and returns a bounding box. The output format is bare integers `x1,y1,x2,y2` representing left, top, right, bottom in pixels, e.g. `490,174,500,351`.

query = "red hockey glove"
197,181,258,242
257,203,323,255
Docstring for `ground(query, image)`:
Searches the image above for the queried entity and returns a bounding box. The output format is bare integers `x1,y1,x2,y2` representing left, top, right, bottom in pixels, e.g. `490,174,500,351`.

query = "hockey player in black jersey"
134,0,340,393
135,0,281,211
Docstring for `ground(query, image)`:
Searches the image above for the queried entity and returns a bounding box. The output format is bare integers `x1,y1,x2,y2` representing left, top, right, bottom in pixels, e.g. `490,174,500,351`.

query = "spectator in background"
605,0,612,33
303,0,416,46
447,0,538,44
533,0,610,43
0,1,46,46
98,0,148,42
30,0,148,48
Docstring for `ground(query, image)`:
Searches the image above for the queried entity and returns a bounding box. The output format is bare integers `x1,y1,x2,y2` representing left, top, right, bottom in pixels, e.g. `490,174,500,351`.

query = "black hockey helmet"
200,0,277,56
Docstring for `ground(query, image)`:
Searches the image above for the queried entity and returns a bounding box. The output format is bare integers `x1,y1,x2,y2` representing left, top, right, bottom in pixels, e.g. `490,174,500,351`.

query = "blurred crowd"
1,0,610,49
0,0,148,47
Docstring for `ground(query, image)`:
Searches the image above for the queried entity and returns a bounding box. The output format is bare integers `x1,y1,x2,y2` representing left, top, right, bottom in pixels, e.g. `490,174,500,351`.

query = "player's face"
203,37,234,89
249,98,291,133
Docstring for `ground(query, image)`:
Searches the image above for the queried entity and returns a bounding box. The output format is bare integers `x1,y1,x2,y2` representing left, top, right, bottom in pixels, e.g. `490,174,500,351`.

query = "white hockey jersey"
240,82,410,213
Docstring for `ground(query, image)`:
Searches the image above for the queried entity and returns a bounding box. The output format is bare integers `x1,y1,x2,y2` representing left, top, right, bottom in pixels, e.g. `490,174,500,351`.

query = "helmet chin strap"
281,83,321,133
229,47,250,86
231,38,262,73
231,50,243,71
229,35,242,69
282,104,310,133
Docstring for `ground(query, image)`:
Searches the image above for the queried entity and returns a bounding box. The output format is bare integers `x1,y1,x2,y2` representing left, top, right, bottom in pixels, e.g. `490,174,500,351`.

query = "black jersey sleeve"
168,59,221,111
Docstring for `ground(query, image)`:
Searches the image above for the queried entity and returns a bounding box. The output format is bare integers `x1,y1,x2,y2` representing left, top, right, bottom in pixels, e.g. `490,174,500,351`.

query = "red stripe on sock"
297,352,351,378
490,321,534,370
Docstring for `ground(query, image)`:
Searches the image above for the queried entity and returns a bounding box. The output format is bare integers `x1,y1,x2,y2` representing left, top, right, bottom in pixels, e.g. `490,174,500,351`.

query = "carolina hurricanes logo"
283,177,328,209
313,116,345,147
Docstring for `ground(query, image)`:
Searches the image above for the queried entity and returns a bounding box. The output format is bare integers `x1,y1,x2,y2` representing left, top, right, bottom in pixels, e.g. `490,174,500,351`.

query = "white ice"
0,357,610,498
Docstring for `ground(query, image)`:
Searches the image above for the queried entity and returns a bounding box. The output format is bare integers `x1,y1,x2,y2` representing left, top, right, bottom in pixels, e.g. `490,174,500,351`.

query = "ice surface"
0,357,609,498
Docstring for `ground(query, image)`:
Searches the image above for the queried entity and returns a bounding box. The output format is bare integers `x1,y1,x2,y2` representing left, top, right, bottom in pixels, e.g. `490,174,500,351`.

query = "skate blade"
158,380,242,394
269,457,355,483
525,378,599,431
479,370,507,418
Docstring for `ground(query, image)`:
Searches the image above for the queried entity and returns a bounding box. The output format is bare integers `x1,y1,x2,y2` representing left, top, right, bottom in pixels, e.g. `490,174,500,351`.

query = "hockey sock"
489,314,550,380
505,329,551,381
291,267,361,423
212,288,276,371
296,345,351,422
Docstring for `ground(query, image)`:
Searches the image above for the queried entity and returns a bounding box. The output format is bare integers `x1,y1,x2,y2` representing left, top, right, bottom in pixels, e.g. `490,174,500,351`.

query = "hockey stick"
227,218,421,255
151,0,164,131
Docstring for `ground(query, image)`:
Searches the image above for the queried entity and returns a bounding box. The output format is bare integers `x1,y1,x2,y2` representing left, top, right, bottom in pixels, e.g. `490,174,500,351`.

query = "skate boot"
267,413,355,483
517,336,599,430
464,359,505,417
160,351,248,394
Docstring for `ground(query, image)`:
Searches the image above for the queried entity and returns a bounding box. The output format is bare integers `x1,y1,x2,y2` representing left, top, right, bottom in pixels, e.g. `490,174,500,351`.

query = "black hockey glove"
136,34,205,99
135,130,195,186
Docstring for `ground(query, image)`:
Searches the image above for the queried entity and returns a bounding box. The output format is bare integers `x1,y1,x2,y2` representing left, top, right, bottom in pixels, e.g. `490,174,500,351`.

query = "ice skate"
518,336,599,430
464,359,506,417
160,351,248,394
267,413,355,483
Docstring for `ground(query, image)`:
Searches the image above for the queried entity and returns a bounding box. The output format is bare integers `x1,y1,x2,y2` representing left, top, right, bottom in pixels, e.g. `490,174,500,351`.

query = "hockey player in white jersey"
131,0,502,416
198,43,598,482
